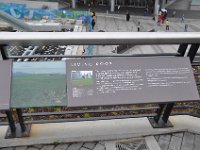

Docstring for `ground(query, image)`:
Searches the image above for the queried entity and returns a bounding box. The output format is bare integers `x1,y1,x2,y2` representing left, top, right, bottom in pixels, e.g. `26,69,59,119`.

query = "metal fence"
0,32,200,138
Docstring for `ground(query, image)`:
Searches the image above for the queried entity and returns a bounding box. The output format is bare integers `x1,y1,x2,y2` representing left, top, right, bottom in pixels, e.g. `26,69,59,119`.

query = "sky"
13,61,66,74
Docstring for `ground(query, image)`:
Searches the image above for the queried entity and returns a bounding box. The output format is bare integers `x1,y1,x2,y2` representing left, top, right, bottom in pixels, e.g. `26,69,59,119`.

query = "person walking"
185,24,188,32
92,18,95,30
181,14,185,23
88,3,91,12
82,48,86,55
126,12,130,21
117,5,120,13
165,19,170,31
172,10,176,17
137,21,141,32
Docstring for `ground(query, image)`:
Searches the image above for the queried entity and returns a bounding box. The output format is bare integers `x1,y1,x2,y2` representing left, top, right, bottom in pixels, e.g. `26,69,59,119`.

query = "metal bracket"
0,44,8,60
148,103,174,128
5,124,31,139
148,117,173,128
187,44,200,63
177,44,188,56
5,109,31,138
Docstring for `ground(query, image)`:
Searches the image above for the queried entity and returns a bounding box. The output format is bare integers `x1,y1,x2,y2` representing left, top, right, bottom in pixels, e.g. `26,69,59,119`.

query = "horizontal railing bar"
174,105,200,110
0,32,200,45
24,113,157,124
192,63,200,66
194,73,200,75
196,82,200,85
171,112,193,116
8,53,177,59
22,106,159,117
0,122,8,126
0,114,6,118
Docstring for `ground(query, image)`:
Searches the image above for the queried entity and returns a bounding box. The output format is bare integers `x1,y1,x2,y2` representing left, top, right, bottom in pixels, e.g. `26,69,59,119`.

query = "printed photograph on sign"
11,61,67,108
71,71,93,86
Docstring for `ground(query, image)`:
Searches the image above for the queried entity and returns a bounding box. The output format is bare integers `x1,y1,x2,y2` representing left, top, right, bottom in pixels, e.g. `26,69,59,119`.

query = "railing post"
162,103,174,124
0,44,8,60
177,44,188,56
5,110,16,138
15,108,32,138
153,104,165,123
187,44,200,62
16,109,26,132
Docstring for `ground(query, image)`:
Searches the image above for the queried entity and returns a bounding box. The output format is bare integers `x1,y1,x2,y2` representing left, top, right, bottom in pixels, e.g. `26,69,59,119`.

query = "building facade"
71,0,170,12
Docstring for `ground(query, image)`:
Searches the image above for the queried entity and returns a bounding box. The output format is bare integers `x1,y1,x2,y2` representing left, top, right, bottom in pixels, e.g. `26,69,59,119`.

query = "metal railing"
0,32,200,138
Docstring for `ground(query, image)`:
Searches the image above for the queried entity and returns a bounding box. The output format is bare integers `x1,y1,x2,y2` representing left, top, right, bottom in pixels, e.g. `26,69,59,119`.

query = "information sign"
0,60,12,110
66,57,199,107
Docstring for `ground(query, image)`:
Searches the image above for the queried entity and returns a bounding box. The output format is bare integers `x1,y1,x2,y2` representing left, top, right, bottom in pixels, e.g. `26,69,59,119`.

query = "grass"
11,74,67,108
72,78,93,86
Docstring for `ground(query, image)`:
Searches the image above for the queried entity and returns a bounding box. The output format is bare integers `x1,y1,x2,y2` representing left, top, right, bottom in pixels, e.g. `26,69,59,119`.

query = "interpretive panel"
66,57,199,107
11,61,67,108
0,60,12,110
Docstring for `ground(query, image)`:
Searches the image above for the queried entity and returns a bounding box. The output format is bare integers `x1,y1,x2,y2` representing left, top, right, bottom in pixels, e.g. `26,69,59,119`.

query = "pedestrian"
137,21,140,32
165,19,170,31
126,12,130,21
82,48,86,55
184,24,188,32
181,14,185,23
144,8,147,16
118,5,120,13
88,3,91,12
92,18,95,30
92,11,97,21
172,10,176,17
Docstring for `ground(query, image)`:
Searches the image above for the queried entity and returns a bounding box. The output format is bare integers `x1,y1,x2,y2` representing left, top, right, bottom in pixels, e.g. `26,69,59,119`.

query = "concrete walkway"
1,116,200,149
93,13,200,55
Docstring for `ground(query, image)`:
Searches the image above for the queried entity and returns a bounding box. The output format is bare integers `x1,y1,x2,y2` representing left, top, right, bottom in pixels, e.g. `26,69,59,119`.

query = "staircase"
167,0,192,10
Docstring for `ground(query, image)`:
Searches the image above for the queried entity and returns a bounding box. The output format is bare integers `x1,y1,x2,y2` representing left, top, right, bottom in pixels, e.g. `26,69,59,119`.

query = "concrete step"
168,0,192,10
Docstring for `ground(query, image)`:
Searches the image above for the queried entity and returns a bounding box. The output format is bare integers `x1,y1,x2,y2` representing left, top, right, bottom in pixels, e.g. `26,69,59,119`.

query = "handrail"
0,32,200,46
8,53,177,59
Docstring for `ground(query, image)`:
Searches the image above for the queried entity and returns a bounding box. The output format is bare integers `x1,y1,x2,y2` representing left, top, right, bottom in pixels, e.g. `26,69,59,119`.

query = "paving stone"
158,137,170,150
83,143,96,149
80,148,89,150
172,132,184,138
93,143,105,150
194,134,200,150
181,132,195,150
41,145,54,150
159,134,171,141
168,136,182,150
15,146,27,150
27,148,39,150
67,143,83,150
0,148,15,150
33,145,43,149
54,144,69,150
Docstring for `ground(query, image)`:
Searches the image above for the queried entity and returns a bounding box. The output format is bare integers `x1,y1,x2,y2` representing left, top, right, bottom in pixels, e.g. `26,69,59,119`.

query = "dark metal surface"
0,44,8,60
187,44,200,62
16,109,26,132
177,44,188,57
5,111,16,133
153,104,165,123
162,103,175,123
